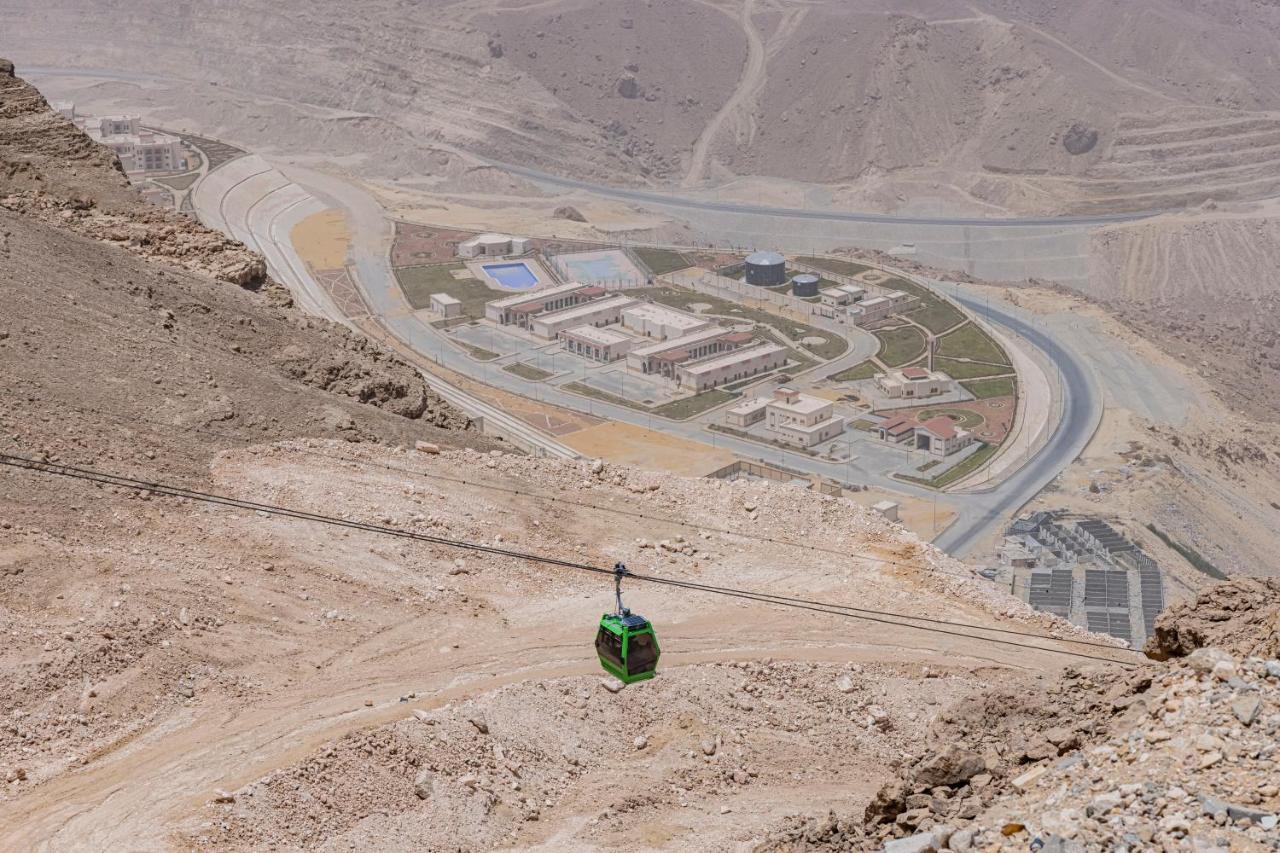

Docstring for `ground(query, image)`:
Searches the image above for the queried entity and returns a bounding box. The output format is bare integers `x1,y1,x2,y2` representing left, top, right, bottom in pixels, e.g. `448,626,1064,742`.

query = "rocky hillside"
760,578,1280,851
8,1,1280,212
0,58,487,511
0,59,268,287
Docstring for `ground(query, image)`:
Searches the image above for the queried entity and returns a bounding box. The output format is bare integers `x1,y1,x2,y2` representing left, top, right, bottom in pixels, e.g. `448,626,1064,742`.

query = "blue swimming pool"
483,261,539,289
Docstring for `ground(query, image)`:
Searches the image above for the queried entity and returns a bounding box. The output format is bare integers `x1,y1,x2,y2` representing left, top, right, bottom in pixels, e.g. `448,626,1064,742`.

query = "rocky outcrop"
553,204,586,223
1145,578,1280,661
0,58,267,289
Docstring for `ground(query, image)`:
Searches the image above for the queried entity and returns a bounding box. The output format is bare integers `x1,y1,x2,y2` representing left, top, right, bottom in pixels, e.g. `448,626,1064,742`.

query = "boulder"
914,745,985,788
553,205,587,223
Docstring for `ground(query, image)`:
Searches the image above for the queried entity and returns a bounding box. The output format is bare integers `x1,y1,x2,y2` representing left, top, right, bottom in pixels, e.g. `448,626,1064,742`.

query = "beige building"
848,295,895,326
529,295,636,339
763,388,846,448
626,328,753,379
913,416,976,457
429,293,463,318
457,233,530,258
819,284,866,307
675,342,787,392
620,303,714,340
724,397,769,428
484,282,600,327
875,414,975,457
875,366,955,399
560,325,633,363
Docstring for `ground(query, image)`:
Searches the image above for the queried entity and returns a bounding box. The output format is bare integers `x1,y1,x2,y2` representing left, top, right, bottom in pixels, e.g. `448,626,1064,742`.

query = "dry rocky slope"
761,579,1280,852
8,0,1280,213
0,58,477,475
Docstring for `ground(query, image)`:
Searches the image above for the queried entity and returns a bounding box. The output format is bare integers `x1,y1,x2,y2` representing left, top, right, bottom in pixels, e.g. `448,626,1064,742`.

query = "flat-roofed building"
626,328,752,378
560,325,633,363
484,282,596,327
529,295,636,339
848,295,895,326
429,293,462,317
724,396,769,428
675,342,787,392
621,303,714,340
457,233,530,258
875,366,955,399
819,284,866,307
764,387,846,448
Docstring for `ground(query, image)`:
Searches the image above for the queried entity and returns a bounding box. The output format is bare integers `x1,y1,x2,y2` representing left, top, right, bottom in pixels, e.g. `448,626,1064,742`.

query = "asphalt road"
487,159,1160,228
933,293,1102,555
288,168,1102,558
22,64,1104,557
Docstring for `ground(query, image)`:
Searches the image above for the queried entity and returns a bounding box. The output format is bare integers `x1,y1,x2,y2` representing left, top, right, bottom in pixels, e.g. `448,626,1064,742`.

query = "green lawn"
962,376,1017,399
634,247,693,276
457,342,499,361
796,256,870,277
896,442,1000,489
503,362,553,381
562,381,648,412
916,408,986,430
751,328,816,373
651,389,737,420
874,326,928,367
871,275,965,334
395,264,496,316
933,357,1015,380
936,322,1011,366
830,360,878,381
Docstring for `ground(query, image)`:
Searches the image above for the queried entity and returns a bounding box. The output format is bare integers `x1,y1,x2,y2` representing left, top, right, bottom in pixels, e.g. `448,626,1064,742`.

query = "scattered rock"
633,735,648,750
553,205,586,223
914,745,985,787
1231,695,1261,726
414,769,435,800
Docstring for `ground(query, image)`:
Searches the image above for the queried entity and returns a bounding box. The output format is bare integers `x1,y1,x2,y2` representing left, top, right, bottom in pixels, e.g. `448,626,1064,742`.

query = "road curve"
932,293,1102,555
487,159,1164,228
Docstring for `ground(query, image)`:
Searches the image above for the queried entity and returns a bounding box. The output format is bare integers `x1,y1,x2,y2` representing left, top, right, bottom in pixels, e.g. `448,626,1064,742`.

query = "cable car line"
0,452,1141,666
38,400,1034,589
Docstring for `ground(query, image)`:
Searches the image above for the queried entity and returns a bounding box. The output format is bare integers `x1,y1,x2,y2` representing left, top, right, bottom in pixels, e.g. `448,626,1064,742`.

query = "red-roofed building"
876,415,917,443
876,414,977,457
914,416,975,457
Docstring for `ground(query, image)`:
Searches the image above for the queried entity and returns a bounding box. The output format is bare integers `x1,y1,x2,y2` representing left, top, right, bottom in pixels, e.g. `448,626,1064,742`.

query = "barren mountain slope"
0,58,486,513
7,1,1280,212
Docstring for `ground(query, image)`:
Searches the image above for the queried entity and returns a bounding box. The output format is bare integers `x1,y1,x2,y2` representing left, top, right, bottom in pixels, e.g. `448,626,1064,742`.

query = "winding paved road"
23,65,1105,556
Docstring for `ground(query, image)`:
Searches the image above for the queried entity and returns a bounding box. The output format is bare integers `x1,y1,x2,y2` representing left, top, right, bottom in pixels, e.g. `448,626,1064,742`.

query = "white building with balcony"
764,388,846,448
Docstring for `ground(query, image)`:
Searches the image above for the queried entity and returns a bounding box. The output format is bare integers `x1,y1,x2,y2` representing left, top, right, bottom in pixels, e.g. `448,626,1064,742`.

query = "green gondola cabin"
595,611,660,684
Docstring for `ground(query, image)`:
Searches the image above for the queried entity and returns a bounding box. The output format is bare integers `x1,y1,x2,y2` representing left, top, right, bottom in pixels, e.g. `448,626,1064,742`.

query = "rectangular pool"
482,261,539,289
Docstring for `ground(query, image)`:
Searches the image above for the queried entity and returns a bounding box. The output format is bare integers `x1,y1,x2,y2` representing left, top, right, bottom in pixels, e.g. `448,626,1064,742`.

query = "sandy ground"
559,421,736,476
0,442,1117,850
289,208,352,270
846,490,957,543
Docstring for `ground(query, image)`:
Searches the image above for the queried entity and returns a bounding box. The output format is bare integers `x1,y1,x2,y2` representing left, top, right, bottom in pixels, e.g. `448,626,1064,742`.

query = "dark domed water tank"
791,273,820,297
744,251,786,286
